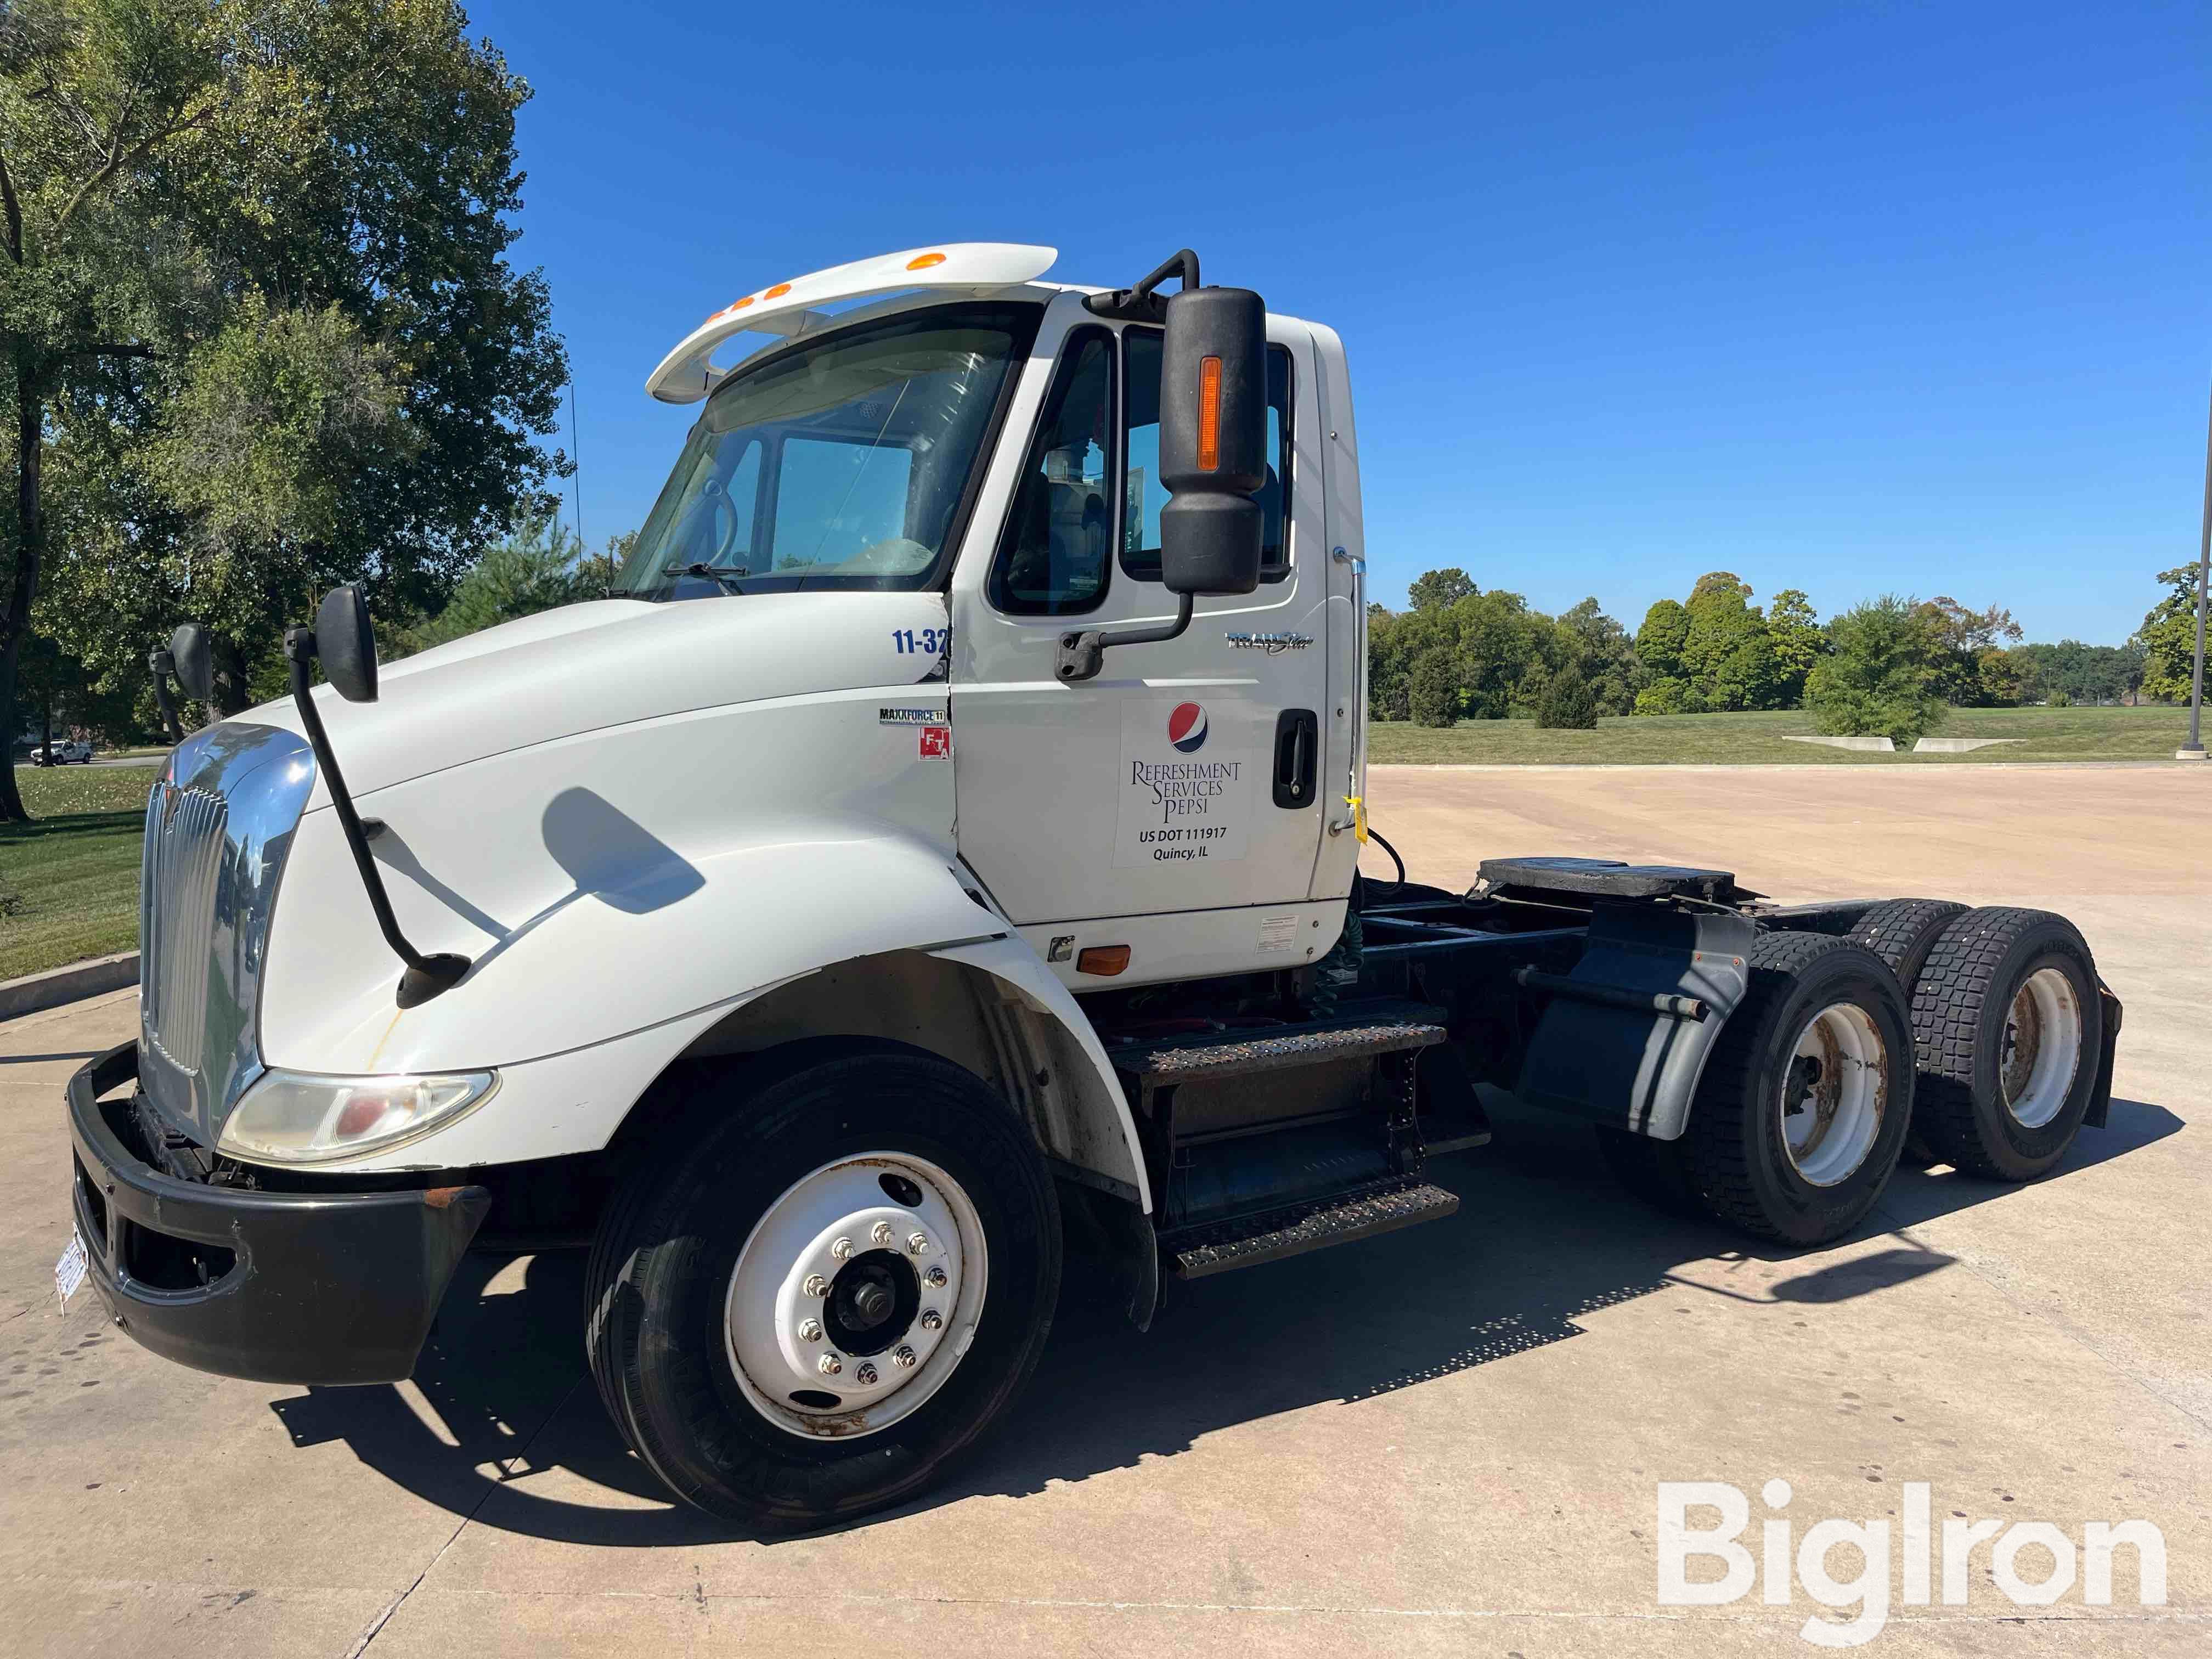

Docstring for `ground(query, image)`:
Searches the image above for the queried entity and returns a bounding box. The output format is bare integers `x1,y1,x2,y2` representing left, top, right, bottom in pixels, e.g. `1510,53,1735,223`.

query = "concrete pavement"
1,763,2205,1656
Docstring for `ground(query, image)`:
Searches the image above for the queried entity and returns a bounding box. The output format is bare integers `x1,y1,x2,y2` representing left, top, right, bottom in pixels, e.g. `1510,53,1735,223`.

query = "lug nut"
923,1266,947,1290
855,1362,879,1385
871,1220,894,1245
907,1232,930,1256
919,1308,943,1331
893,1345,917,1369
817,1353,842,1376
803,1274,830,1298
798,1318,823,1343
831,1236,854,1260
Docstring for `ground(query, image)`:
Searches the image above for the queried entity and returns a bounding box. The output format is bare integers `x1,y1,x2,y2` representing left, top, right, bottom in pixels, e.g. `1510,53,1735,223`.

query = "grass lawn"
1368,703,2194,765
1,765,156,982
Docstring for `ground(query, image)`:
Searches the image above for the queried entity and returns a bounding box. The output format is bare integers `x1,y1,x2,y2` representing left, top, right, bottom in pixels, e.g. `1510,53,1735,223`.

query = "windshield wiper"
681,562,752,589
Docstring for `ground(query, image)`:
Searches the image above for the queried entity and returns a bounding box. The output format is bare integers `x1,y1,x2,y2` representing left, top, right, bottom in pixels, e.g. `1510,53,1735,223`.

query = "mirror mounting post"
283,611,470,1009
1082,247,1200,324
147,648,183,743
1056,593,1194,684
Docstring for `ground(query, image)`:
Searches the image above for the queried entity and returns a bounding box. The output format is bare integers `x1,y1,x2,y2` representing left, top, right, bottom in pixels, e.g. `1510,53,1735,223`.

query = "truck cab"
65,243,2120,1532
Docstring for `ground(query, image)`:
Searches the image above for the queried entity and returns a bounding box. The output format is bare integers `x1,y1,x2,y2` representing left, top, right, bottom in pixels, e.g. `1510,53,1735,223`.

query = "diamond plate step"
1162,1176,1460,1279
1105,1001,1447,1084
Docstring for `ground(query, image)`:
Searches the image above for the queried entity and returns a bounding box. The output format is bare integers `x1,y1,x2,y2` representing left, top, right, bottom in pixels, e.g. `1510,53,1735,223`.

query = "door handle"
1273,709,1318,809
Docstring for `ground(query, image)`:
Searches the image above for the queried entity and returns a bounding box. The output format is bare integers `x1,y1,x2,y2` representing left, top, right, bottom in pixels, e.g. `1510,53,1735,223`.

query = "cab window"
988,328,1115,615
1121,332,1293,583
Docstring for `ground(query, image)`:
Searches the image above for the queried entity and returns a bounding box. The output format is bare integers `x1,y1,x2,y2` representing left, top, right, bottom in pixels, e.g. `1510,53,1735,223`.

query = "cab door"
949,292,1330,932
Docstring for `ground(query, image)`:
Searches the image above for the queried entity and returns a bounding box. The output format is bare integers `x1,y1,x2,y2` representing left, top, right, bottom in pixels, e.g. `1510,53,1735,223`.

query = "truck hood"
236,590,952,805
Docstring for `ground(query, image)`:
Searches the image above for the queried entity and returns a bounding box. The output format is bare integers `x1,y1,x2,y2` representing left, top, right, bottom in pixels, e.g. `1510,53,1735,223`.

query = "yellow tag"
1343,795,1368,844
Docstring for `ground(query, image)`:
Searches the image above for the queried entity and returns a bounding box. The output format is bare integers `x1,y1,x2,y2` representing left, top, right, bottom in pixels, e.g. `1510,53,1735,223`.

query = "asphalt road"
2,763,2205,1657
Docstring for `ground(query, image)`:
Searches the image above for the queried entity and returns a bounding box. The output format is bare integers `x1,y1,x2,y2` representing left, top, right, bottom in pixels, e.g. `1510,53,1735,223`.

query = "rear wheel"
1910,908,2101,1181
585,1042,1060,1530
1848,898,1967,988
1846,900,1966,1166
1682,933,1914,1245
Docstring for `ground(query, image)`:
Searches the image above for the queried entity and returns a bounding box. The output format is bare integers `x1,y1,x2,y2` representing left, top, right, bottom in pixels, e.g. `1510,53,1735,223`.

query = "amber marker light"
764,283,792,298
1197,355,1223,470
1075,945,1131,977
907,252,947,270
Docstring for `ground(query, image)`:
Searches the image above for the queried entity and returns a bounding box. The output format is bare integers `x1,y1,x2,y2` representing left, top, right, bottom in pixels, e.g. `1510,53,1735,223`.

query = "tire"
1681,932,1915,1245
1848,899,1968,989
1910,907,2102,1181
1846,900,1967,1165
584,1040,1062,1530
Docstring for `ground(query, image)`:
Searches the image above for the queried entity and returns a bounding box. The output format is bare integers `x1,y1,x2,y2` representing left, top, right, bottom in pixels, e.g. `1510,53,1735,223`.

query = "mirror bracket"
283,620,470,1007
146,647,183,742
1056,592,1194,684
1082,247,1201,324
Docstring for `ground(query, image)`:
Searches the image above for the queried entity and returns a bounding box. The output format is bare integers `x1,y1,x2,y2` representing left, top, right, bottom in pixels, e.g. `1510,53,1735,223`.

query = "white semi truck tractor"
68,243,2121,1530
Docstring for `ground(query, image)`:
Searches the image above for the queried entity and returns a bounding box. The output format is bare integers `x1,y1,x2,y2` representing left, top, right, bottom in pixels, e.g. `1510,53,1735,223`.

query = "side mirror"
1157,285,1267,597
316,585,379,703
169,623,215,703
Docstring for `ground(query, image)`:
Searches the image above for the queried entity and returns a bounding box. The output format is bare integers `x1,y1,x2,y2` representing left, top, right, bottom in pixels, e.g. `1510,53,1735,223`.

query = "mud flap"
2085,980,2123,1129
1513,905,1759,1141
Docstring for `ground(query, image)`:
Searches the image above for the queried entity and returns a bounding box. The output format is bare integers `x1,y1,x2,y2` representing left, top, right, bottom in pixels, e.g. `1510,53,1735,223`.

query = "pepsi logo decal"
1118,698,1254,869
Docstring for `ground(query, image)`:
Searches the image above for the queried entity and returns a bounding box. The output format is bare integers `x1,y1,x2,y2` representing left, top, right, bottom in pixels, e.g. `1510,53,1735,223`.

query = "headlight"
219,1069,498,1164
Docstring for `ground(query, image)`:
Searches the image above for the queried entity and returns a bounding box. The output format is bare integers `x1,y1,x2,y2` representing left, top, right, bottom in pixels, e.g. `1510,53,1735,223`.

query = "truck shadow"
266,1091,2182,1547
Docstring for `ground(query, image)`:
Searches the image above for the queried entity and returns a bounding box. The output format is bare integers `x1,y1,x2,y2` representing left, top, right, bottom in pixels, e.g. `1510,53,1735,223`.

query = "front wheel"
1683,933,1915,1245
585,1042,1061,1530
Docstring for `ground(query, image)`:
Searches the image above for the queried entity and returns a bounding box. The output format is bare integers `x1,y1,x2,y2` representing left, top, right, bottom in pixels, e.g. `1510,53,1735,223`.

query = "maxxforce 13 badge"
1167,702,1209,753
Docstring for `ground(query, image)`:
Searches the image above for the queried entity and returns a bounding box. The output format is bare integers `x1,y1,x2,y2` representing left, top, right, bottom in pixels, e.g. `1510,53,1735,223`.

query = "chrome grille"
136,724,316,1144
142,785,228,1075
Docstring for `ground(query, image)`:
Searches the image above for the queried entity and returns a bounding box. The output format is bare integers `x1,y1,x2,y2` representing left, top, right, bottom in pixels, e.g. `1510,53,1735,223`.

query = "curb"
0,952,140,1023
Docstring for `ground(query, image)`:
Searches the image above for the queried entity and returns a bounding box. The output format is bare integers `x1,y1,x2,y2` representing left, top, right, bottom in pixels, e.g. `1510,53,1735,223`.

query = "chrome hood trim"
139,724,317,1146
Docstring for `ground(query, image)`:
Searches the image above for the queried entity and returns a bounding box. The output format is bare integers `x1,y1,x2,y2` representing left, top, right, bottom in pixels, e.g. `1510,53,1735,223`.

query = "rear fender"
1513,906,1757,1141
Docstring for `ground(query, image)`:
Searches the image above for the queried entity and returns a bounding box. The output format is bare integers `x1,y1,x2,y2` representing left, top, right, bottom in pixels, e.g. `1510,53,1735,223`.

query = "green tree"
0,0,252,819
1634,676,1694,715
1554,595,1644,715
141,295,416,707
1407,645,1459,727
1680,571,1784,710
2138,566,2200,703
9,0,569,810
1804,596,1947,742
1364,603,1410,720
1448,586,1553,719
1918,597,2023,706
1534,662,1598,729
405,511,585,651
1766,588,1826,706
1407,566,1475,612
1634,597,1690,679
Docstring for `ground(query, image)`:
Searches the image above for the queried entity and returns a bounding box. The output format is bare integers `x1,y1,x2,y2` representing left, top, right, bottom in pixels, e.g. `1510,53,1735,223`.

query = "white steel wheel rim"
724,1152,988,1441
2000,967,2082,1129
1779,1001,1887,1187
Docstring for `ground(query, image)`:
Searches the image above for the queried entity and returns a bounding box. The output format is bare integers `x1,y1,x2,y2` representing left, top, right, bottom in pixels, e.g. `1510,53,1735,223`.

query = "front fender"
266,822,1013,1172
266,817,1001,1077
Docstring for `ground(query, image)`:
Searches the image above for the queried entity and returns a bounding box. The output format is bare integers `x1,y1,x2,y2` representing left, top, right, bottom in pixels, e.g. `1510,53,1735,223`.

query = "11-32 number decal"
892,627,950,656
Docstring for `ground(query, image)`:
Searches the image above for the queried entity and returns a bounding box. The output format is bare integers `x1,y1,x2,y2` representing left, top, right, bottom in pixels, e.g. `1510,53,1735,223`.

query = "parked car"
26,738,93,765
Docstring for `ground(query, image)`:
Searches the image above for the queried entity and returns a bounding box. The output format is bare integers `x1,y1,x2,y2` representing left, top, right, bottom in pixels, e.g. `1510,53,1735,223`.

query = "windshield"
613,302,1040,600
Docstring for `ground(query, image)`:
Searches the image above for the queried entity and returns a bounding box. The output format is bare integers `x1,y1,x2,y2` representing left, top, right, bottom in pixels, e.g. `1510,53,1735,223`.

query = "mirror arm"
1084,247,1201,323
1056,592,1194,683
146,649,183,743
284,626,471,1008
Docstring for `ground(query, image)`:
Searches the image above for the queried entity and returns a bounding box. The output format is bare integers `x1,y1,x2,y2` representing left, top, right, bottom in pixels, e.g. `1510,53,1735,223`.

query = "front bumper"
66,1042,489,1385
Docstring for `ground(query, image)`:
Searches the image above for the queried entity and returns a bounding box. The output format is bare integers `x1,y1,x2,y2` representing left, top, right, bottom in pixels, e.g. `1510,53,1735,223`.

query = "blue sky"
466,0,2207,646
